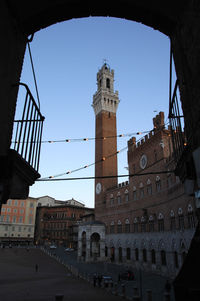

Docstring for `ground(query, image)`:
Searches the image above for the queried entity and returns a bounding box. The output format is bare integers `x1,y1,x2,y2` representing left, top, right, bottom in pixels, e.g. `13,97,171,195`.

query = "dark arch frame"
1,4,200,299
7,0,182,37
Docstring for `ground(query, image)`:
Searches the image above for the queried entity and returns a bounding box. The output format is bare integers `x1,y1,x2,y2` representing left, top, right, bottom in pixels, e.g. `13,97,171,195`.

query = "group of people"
93,274,102,287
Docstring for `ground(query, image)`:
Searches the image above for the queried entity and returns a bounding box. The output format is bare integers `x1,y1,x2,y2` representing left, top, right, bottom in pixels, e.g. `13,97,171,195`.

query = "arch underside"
7,0,188,37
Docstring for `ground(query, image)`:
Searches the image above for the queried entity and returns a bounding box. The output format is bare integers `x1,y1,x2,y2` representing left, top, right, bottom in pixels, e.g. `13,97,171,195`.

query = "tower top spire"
102,59,110,70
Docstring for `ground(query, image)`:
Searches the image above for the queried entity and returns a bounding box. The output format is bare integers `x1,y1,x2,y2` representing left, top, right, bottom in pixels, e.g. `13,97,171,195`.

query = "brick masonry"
93,64,197,278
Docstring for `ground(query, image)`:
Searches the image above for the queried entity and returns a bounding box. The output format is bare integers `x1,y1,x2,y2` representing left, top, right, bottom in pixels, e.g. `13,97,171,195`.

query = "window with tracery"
187,205,196,228
117,221,122,233
148,216,155,232
110,223,115,234
125,220,130,233
158,214,165,232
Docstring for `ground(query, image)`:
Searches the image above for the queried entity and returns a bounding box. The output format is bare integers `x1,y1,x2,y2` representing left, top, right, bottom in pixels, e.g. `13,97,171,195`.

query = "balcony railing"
12,83,45,172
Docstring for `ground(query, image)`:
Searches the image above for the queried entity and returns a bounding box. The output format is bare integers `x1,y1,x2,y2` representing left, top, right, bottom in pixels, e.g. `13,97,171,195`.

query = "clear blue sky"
17,17,173,208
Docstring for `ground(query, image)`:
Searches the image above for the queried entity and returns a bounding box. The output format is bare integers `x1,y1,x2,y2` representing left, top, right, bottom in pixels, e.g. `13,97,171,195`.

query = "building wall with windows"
0,197,38,245
34,204,94,248
98,112,197,278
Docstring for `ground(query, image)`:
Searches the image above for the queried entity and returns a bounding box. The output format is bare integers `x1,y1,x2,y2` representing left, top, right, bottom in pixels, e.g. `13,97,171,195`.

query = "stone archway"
78,221,105,262
90,232,100,260
1,1,200,204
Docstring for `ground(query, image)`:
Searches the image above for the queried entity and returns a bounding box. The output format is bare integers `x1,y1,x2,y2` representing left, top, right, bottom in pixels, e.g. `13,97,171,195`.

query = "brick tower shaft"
92,63,120,218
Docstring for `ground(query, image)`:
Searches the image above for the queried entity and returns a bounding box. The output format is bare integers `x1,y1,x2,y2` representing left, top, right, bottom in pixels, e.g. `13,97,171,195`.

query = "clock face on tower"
96,182,102,194
140,154,147,169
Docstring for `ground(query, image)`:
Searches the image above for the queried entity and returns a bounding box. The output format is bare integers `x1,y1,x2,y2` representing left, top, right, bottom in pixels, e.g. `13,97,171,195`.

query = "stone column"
122,247,126,263
107,246,111,260
100,239,105,261
115,248,119,263
155,250,161,270
85,238,91,262
77,238,82,261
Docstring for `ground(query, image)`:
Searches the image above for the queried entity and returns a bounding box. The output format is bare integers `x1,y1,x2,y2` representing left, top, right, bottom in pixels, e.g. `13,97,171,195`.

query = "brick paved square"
0,248,123,301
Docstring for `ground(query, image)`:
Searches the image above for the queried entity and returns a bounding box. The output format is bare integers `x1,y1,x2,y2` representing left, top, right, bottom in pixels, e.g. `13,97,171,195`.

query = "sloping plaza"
0,247,123,301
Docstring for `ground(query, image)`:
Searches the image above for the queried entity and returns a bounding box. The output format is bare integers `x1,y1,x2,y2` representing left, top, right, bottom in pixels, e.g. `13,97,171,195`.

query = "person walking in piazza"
35,263,38,272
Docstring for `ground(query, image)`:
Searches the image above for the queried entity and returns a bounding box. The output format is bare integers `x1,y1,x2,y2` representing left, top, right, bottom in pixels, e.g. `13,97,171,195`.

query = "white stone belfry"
92,63,120,116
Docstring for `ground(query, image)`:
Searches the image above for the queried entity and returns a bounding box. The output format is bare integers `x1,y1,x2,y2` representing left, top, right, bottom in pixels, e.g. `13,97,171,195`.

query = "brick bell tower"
92,63,120,219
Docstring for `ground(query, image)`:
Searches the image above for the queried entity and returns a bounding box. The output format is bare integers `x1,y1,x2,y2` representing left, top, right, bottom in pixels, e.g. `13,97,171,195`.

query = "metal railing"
168,40,186,165
168,79,185,163
12,83,45,172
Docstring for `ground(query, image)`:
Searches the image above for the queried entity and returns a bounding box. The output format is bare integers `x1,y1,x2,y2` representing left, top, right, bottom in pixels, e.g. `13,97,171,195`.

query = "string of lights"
39,145,128,180
37,170,175,182
38,123,171,180
11,130,150,145
11,121,170,145
40,130,150,144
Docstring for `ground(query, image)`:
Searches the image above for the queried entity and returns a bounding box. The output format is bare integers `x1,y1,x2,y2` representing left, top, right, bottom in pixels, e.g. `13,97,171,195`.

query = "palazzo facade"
83,63,197,278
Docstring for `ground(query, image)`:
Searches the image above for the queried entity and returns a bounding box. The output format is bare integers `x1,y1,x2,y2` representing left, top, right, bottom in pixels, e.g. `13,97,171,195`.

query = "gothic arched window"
178,208,185,230
117,220,122,233
158,213,164,232
147,179,152,195
125,189,129,202
187,204,196,228
148,215,155,232
156,176,161,192
110,221,115,234
125,219,130,233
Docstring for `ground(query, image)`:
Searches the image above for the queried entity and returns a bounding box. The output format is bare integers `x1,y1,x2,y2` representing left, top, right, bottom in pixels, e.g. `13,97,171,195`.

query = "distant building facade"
37,196,85,208
35,203,94,248
0,195,89,247
0,197,38,245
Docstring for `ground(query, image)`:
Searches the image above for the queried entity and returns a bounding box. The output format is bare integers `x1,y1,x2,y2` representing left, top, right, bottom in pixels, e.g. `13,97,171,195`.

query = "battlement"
128,130,155,151
118,180,129,188
153,111,165,130
128,112,170,152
